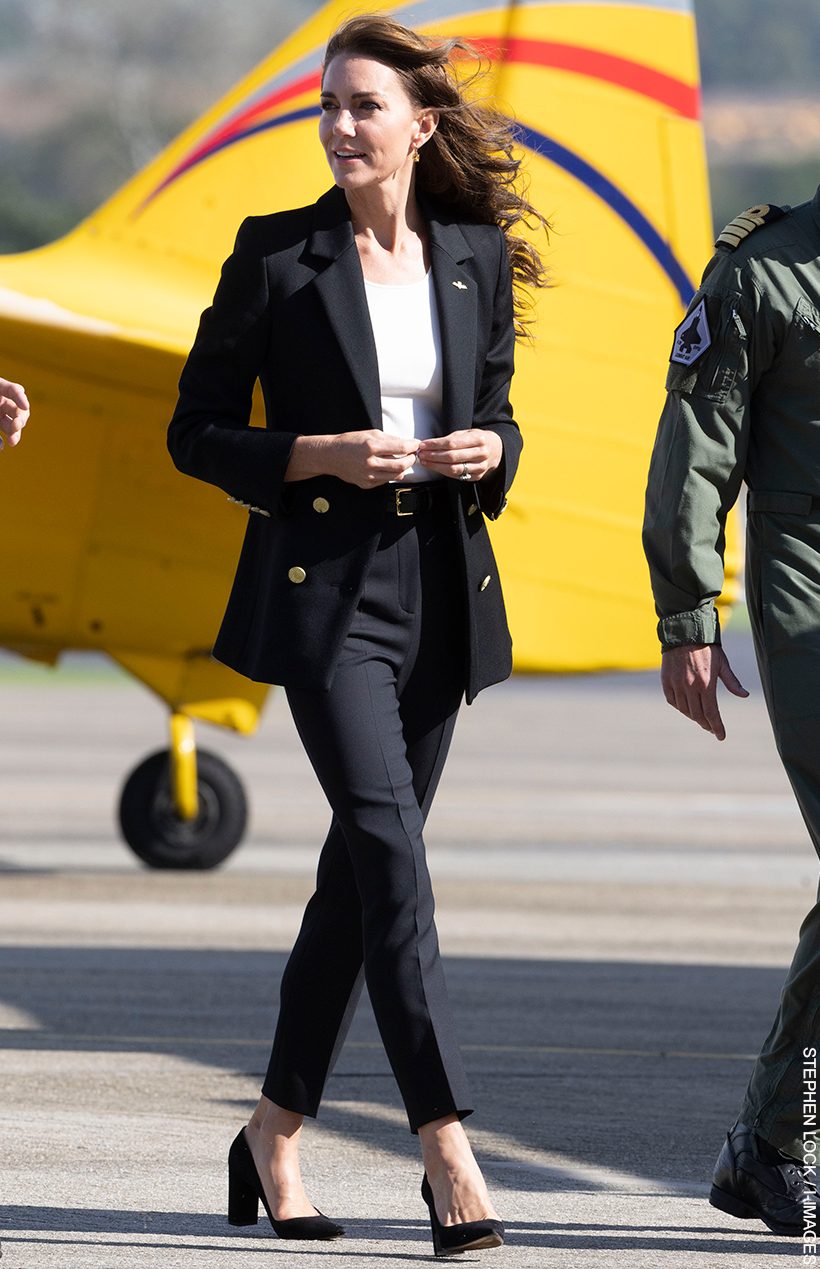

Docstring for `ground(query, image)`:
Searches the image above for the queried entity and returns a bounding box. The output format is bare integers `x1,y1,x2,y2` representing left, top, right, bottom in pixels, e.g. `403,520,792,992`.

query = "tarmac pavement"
0,629,813,1266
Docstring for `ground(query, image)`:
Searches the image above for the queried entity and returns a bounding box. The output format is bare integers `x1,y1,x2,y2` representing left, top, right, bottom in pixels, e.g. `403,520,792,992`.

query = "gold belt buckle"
395,488,413,517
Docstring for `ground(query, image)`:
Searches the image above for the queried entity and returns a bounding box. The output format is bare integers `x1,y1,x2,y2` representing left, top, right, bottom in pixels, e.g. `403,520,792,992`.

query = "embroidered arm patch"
670,297,711,367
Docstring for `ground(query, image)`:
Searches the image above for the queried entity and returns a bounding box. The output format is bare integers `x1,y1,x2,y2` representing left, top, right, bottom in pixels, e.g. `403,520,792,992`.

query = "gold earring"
412,147,420,163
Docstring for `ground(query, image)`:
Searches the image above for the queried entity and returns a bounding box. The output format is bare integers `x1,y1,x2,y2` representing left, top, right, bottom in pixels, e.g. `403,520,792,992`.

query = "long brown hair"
322,15,549,339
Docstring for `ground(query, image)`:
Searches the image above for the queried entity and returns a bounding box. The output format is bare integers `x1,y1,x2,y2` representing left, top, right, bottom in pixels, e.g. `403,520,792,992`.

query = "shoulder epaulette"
715,203,788,254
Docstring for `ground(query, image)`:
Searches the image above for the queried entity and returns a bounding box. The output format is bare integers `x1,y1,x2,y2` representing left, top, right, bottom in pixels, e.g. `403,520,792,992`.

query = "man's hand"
0,378,29,450
661,643,749,741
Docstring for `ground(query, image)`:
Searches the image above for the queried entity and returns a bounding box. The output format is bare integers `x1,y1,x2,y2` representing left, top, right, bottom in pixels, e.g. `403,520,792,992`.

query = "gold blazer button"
288,566,307,584
313,497,330,514
479,575,491,591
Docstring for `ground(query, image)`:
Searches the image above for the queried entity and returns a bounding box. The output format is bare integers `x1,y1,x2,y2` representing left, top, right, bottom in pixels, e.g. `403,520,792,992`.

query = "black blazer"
168,185,522,703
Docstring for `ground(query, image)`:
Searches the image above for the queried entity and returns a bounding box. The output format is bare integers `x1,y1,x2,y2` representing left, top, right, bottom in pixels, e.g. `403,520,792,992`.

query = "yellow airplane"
0,0,721,867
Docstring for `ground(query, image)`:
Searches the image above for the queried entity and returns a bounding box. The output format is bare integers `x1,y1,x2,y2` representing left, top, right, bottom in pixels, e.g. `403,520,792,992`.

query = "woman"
168,14,546,1255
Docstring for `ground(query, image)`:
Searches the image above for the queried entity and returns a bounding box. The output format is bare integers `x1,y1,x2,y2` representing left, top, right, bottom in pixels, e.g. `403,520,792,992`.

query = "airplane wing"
0,289,268,731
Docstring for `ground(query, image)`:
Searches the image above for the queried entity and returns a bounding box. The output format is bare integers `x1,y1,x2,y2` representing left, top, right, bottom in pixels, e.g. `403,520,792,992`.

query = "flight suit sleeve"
473,226,522,520
167,218,299,516
642,257,775,650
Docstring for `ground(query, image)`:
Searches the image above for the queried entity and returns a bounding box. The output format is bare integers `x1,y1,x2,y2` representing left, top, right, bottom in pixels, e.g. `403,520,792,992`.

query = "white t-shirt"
363,272,444,483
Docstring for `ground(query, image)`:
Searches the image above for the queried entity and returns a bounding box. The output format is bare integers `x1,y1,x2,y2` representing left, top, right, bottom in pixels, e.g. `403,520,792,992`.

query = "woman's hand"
285,430,419,488
0,378,29,451
417,429,502,482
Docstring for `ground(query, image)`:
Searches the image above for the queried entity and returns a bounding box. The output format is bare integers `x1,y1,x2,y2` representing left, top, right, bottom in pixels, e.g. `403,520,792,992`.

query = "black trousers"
262,487,473,1132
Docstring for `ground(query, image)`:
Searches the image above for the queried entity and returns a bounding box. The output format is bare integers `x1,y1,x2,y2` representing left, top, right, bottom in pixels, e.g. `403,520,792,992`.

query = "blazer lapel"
306,187,382,432
426,211,477,434
304,187,479,436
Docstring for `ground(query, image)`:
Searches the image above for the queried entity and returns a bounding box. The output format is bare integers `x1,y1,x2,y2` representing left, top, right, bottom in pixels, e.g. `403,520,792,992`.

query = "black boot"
710,1121,819,1237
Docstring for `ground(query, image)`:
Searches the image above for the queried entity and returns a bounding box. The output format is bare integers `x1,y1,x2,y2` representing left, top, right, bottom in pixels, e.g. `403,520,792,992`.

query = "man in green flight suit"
644,193,820,1239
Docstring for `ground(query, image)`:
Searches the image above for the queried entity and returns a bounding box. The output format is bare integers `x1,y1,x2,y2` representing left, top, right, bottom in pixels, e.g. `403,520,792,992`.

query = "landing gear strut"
118,713,247,869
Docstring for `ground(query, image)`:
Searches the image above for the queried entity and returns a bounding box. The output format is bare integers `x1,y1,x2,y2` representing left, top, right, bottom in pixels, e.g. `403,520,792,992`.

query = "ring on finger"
459,461,471,482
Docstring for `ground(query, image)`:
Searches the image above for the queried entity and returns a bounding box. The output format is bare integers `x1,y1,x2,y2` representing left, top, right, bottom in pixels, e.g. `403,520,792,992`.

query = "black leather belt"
389,483,445,516
747,491,820,515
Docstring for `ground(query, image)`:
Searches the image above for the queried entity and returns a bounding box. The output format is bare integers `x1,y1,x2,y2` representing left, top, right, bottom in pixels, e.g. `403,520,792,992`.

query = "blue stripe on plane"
192,105,322,168
516,124,695,305
199,107,696,307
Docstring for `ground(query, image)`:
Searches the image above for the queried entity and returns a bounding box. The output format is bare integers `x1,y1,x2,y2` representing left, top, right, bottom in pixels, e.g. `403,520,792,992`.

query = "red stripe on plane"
138,36,697,213
182,69,322,171
468,37,699,119
186,39,695,171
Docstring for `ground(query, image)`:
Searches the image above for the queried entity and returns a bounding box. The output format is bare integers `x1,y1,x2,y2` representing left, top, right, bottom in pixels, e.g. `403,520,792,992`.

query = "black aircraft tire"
119,748,248,870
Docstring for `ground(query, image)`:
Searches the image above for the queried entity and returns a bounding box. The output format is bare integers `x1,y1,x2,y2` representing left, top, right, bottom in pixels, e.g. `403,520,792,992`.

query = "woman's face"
319,53,437,191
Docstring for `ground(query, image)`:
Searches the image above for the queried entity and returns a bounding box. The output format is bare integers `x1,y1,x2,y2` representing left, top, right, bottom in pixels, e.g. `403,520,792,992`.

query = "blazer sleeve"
473,227,522,520
167,218,299,514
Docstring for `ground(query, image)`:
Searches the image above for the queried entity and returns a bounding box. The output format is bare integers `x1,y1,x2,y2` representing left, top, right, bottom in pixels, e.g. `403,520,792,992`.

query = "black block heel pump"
227,1128,345,1240
421,1173,504,1257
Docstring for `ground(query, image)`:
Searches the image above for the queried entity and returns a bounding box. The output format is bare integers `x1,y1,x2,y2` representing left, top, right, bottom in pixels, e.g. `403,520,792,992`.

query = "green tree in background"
0,0,321,252
695,0,820,231
696,0,820,91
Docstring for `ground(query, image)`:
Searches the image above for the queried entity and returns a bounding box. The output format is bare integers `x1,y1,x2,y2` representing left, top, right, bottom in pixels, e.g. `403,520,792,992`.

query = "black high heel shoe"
421,1173,504,1257
227,1128,345,1240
